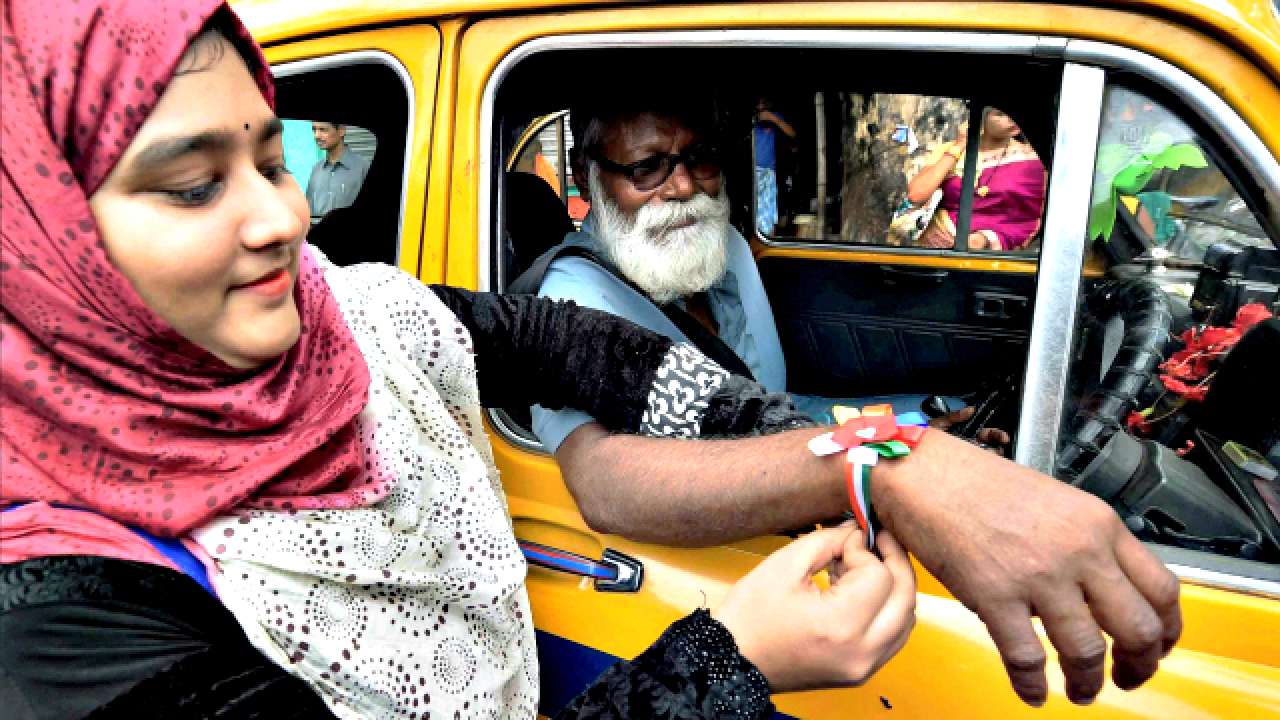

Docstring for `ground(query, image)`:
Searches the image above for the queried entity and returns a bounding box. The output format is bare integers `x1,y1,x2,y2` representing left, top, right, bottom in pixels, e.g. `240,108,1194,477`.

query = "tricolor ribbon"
808,404,928,549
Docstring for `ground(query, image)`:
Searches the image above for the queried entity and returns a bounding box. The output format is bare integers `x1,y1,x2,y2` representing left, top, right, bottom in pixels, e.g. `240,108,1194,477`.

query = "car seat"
504,170,574,287
496,171,576,437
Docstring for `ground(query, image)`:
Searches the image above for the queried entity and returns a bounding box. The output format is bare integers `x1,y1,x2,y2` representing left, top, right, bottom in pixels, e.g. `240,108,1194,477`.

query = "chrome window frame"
477,29,1280,597
272,50,416,264
1014,62,1105,473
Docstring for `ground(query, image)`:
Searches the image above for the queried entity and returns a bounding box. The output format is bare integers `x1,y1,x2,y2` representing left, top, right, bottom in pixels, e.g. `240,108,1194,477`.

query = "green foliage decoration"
1087,132,1207,242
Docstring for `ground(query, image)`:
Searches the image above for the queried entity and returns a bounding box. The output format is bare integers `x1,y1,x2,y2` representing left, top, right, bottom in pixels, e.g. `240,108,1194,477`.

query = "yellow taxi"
233,1,1280,716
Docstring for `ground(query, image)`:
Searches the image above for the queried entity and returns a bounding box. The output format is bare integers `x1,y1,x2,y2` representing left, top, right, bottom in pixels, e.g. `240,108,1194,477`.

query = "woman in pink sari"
908,108,1047,251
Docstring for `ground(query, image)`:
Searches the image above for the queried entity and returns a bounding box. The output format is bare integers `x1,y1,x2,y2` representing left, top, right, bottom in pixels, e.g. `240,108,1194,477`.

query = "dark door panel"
760,255,1034,397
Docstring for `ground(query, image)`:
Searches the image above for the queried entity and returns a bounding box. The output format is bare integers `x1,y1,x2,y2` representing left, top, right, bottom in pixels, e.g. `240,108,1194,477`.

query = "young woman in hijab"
0,3,915,718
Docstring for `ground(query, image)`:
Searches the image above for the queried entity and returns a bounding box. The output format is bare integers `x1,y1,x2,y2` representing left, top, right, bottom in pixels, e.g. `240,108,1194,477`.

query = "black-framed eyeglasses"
588,144,722,191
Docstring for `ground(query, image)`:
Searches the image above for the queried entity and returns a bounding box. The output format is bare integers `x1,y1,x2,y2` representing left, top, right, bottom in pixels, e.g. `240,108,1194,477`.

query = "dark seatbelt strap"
507,243,756,380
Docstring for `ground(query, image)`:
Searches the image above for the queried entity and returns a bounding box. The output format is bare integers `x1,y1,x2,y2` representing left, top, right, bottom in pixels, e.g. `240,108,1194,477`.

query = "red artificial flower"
1157,303,1272,402
1234,302,1273,331
1126,410,1153,434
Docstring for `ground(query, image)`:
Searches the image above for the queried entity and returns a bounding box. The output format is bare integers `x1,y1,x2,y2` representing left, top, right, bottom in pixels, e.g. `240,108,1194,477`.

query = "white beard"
588,164,731,305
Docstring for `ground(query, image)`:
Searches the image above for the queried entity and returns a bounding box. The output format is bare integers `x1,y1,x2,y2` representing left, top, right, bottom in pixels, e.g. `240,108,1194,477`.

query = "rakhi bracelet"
808,404,929,549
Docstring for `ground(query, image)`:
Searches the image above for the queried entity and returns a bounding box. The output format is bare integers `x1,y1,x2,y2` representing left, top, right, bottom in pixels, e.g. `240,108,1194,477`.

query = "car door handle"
972,291,1029,320
518,539,644,593
878,265,949,284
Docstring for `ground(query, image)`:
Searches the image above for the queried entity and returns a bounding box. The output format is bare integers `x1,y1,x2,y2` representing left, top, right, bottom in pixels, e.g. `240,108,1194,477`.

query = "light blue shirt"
305,145,370,216
531,219,787,452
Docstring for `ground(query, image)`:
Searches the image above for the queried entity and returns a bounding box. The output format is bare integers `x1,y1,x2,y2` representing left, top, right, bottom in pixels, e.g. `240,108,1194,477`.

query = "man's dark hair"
568,86,721,163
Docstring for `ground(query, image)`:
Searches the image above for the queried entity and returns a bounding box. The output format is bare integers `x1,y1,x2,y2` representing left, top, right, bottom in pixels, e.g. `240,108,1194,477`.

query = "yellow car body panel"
236,0,1280,716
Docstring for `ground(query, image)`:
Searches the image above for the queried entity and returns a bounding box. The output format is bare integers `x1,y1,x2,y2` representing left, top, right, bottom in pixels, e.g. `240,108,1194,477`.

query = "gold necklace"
975,140,1012,198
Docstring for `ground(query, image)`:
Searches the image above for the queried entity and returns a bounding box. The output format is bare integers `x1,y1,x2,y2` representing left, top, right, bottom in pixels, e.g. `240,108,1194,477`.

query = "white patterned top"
192,260,537,720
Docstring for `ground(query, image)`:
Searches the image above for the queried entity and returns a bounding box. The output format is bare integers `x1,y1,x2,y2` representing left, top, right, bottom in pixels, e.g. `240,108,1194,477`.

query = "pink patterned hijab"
0,0,384,536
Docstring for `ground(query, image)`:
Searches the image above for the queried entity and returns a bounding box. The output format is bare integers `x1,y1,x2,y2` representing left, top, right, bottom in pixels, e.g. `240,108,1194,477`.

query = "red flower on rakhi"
831,414,899,447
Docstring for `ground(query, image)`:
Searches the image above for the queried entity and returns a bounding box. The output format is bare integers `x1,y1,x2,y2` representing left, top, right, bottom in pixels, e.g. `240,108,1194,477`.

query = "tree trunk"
839,94,967,245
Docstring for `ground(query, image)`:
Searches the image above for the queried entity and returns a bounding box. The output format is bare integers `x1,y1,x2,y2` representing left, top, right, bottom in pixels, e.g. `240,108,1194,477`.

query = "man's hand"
873,430,1182,706
714,525,916,692
929,405,1011,451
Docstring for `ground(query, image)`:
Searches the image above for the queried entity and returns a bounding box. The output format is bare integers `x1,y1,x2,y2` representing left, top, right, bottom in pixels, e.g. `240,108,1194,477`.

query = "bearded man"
521,91,1182,709
530,97,958,452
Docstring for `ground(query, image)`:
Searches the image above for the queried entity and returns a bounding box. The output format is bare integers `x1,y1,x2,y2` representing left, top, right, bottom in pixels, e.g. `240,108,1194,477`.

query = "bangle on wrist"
945,144,963,160
808,404,928,549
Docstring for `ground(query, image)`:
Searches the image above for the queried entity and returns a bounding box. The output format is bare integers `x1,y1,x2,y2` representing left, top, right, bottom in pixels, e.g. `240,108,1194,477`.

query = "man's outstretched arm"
555,421,847,545
555,423,1181,707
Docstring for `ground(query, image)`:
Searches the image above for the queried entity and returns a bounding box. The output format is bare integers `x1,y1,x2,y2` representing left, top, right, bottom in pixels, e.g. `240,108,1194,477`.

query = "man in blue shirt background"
305,121,370,217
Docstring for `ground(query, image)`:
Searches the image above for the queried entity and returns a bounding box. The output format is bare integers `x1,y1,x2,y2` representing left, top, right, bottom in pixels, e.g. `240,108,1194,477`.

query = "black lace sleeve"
554,609,775,720
429,286,815,437
430,285,673,431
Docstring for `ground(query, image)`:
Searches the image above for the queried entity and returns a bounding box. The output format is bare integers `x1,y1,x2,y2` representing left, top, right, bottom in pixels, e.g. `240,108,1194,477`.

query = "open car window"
273,56,409,267
490,46,1064,449
758,94,1051,255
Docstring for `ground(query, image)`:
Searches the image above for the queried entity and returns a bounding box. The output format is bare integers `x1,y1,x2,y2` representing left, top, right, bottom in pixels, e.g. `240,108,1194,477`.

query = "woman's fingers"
826,520,857,581
861,531,917,648
874,530,912,584
869,609,917,678
773,525,859,583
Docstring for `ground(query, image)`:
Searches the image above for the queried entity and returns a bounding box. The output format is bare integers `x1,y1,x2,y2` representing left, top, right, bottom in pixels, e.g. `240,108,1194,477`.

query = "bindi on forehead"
244,122,250,131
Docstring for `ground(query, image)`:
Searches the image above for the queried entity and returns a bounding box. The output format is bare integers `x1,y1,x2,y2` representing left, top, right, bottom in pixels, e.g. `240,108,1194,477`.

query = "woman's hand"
713,525,917,693
919,227,999,252
919,221,955,248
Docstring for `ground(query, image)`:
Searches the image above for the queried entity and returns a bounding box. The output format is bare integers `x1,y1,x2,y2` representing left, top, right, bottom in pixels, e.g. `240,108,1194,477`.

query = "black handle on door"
878,265,949,285
972,291,1029,321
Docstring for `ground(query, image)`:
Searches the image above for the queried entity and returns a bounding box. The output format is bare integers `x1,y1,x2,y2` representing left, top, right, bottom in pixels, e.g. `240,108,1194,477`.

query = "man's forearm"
556,422,848,545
